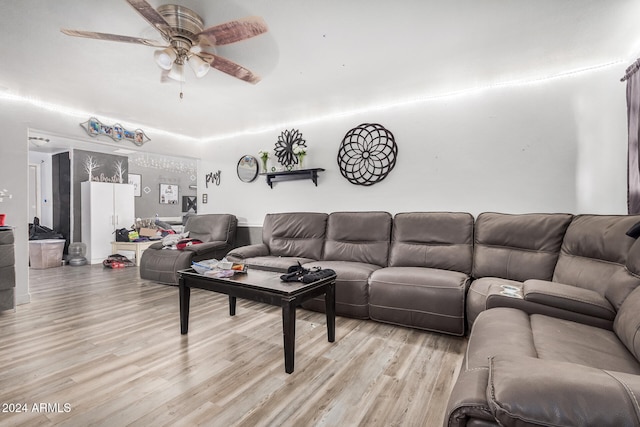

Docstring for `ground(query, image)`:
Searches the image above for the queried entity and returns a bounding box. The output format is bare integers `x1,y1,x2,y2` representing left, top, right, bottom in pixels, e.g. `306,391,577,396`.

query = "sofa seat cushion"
467,308,640,374
301,260,380,319
239,256,317,272
368,267,470,335
447,305,640,427
530,314,640,373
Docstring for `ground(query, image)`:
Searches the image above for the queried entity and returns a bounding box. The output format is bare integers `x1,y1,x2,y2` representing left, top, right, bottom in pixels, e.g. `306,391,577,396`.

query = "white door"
28,163,41,222
113,184,135,229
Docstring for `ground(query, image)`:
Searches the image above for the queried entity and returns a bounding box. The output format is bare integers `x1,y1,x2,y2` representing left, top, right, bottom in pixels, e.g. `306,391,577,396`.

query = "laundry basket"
29,239,65,269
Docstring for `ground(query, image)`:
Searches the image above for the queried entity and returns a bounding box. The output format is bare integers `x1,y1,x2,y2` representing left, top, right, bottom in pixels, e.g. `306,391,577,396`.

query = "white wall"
196,65,628,225
0,62,630,307
0,104,31,305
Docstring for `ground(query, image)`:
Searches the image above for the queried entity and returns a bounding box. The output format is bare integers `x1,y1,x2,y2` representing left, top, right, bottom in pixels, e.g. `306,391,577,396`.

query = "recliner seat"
368,212,474,335
139,214,237,285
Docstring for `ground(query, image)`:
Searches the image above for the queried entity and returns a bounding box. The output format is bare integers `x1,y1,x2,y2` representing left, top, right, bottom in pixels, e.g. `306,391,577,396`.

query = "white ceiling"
2,0,640,142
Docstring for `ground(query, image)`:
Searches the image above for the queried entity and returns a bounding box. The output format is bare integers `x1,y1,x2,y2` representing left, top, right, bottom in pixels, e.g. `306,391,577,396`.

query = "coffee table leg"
179,277,191,335
229,296,236,316
325,282,336,342
282,298,296,374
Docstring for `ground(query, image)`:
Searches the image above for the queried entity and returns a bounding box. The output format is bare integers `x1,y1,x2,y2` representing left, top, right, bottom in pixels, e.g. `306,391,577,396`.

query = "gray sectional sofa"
227,210,640,426
447,212,640,427
227,211,473,335
467,212,640,330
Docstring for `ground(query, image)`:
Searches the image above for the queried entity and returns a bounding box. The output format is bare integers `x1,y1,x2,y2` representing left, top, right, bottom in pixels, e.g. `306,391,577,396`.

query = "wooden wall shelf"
262,168,325,188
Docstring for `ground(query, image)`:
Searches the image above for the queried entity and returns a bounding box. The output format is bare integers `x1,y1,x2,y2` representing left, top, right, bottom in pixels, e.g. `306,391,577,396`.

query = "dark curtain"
623,59,640,214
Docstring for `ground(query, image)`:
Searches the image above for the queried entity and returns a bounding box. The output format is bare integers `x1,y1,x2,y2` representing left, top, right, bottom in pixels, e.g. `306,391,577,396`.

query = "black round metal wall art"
274,129,307,169
337,123,398,186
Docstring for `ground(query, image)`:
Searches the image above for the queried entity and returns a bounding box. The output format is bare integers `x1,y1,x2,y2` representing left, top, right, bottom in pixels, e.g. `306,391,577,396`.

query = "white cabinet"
81,182,135,264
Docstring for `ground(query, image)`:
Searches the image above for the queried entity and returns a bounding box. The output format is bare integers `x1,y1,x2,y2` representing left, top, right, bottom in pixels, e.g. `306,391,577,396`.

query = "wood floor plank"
0,265,466,426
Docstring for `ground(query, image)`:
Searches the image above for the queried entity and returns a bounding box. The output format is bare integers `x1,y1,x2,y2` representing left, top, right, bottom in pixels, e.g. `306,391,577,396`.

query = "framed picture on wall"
128,174,141,197
159,183,179,204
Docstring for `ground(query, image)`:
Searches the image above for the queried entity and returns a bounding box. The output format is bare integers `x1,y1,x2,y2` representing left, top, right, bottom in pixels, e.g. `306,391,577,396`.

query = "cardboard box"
138,227,158,237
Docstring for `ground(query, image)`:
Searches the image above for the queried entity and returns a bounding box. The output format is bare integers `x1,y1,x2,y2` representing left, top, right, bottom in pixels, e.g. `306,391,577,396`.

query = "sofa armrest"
226,244,270,261
182,241,228,256
487,355,640,427
523,279,616,320
445,366,496,427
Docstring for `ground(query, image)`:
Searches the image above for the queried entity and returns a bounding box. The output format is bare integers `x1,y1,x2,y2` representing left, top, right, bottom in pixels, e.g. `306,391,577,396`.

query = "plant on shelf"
258,150,270,173
293,144,307,169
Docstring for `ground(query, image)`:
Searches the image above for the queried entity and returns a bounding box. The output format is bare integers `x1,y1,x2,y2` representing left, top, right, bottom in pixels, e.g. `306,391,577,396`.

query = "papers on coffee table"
192,259,247,277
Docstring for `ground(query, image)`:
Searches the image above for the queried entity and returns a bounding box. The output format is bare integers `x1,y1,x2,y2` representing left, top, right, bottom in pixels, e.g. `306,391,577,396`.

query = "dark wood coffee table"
178,268,337,374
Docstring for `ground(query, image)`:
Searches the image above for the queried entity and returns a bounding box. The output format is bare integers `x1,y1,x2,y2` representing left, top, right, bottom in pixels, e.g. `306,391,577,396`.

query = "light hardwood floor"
0,265,466,426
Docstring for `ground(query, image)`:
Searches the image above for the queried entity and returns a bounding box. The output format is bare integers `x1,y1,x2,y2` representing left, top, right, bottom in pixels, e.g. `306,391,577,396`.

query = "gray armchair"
139,214,237,285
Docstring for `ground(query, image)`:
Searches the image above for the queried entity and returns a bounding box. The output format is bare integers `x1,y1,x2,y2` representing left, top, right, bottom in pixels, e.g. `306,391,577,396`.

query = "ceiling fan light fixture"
154,47,176,70
188,55,210,78
168,62,186,82
61,1,268,85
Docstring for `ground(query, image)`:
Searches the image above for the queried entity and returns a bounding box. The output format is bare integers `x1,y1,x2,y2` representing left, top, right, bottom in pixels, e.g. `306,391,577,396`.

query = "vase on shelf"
261,158,268,173
297,155,305,170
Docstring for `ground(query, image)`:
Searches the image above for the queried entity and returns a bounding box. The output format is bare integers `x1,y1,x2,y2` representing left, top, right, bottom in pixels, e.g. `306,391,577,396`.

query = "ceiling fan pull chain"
179,80,184,100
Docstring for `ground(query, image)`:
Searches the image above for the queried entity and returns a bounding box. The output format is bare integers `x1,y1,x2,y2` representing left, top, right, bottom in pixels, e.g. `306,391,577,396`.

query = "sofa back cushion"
323,211,392,266
389,212,474,274
262,212,327,260
185,214,237,244
553,215,640,310
473,212,573,281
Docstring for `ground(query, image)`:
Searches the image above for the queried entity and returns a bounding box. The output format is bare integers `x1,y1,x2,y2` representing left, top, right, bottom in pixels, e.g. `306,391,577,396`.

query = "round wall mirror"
237,155,259,183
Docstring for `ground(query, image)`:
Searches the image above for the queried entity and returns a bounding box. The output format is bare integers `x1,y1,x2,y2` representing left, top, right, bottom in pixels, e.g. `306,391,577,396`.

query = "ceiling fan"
61,0,268,85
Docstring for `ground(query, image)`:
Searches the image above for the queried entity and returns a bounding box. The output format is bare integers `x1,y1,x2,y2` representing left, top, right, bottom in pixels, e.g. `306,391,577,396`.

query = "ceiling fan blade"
197,16,268,46
125,0,173,39
61,29,167,47
201,53,261,84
